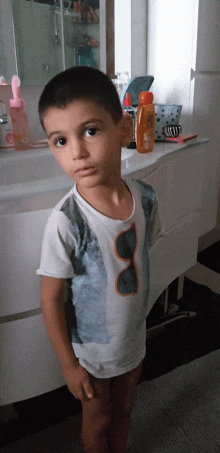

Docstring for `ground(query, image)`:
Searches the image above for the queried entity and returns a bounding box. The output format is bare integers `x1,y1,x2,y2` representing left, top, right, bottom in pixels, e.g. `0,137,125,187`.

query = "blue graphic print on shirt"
134,180,156,330
61,197,110,345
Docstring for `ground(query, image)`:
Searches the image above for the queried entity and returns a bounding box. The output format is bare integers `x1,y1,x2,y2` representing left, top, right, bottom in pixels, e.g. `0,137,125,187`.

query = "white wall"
147,0,199,134
114,0,147,77
114,0,131,75
131,0,147,76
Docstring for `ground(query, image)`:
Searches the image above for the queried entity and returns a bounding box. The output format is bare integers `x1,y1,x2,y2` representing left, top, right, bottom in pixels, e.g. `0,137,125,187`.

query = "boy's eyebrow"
47,119,105,139
48,130,63,139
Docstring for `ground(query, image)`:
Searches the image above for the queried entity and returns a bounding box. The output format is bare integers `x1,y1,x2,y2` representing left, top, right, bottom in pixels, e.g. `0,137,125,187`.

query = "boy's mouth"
76,166,96,176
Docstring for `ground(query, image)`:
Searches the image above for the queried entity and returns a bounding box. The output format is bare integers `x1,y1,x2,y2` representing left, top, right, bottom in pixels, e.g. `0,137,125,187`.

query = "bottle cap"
139,91,153,105
10,75,25,108
0,100,7,115
124,92,132,107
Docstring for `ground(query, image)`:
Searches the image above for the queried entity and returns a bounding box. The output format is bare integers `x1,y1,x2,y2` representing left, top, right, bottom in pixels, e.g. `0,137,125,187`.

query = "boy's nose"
70,139,88,160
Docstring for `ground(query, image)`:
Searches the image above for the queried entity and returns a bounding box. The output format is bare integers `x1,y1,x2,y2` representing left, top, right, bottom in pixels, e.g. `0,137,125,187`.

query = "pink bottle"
10,75,29,150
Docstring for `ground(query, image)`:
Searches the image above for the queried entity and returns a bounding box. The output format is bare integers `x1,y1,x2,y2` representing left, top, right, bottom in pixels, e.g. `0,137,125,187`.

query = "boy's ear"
119,112,134,147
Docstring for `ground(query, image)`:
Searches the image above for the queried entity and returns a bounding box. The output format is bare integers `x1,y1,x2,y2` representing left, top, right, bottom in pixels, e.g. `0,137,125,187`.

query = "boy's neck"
76,175,125,204
76,177,133,220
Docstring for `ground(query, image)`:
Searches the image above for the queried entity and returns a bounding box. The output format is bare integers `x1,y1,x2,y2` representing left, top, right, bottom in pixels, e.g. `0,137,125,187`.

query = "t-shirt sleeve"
36,210,76,278
148,198,165,249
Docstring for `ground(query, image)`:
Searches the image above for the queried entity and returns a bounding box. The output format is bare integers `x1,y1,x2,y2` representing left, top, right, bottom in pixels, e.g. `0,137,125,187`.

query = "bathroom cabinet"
123,139,210,313
0,138,213,405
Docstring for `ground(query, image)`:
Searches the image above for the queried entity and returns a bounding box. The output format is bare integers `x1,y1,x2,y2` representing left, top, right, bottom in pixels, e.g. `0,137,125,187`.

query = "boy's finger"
76,385,87,402
84,382,94,399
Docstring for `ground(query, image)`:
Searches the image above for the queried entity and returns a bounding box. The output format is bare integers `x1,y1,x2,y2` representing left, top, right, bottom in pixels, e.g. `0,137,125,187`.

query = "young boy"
37,66,163,453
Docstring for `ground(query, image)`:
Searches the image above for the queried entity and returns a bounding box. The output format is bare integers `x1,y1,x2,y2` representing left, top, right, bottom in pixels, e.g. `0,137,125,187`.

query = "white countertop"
0,139,209,201
122,138,209,174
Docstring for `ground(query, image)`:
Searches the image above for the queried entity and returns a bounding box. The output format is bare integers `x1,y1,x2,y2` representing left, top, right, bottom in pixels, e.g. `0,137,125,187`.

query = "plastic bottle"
123,93,136,149
136,91,155,153
0,100,15,151
10,75,29,151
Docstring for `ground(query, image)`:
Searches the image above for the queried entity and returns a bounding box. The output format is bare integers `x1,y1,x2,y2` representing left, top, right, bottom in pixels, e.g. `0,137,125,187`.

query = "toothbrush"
11,75,21,104
0,76,7,85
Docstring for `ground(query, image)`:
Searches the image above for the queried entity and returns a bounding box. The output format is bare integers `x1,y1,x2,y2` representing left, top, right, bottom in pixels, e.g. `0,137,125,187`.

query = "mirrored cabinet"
0,0,114,85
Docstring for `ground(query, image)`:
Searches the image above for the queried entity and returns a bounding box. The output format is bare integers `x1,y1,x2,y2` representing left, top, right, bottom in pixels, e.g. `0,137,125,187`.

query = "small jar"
0,100,15,151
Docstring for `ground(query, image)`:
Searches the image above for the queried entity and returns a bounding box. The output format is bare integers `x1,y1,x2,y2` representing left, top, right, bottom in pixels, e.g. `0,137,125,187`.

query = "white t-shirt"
37,178,163,378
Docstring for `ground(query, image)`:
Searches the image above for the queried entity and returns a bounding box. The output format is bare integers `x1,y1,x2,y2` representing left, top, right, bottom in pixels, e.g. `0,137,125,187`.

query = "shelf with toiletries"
60,1,101,70
54,1,99,24
65,19,100,69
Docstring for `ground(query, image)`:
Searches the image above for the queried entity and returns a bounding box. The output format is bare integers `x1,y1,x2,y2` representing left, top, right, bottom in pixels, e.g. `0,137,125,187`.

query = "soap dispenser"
10,75,29,150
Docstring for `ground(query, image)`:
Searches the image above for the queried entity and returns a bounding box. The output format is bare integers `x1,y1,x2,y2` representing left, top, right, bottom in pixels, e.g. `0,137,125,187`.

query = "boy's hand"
62,363,94,401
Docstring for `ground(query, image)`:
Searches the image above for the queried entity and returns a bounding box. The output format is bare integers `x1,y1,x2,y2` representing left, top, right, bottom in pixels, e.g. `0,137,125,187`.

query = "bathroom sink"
0,146,136,186
0,147,63,185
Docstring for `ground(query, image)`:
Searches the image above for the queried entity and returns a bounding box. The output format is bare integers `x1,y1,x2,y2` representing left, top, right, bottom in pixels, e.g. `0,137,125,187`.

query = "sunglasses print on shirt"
114,222,138,296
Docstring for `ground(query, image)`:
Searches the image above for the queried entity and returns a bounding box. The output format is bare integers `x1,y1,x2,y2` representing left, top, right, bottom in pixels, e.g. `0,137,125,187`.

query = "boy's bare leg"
108,361,143,453
81,374,112,453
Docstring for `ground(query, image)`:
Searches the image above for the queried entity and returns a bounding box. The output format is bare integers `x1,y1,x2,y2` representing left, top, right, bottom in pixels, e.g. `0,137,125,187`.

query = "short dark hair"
38,66,123,130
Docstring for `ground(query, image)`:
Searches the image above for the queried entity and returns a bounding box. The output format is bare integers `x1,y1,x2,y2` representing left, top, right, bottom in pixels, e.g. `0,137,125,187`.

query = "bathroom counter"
0,138,209,202
2,137,219,406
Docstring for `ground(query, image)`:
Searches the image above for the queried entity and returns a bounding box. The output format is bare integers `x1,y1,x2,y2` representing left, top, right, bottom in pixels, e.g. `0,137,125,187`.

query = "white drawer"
0,313,65,405
0,208,52,317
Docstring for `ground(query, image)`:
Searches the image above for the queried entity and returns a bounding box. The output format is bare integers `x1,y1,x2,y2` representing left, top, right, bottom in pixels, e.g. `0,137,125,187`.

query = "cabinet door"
147,212,200,315
192,77,220,233
135,144,208,232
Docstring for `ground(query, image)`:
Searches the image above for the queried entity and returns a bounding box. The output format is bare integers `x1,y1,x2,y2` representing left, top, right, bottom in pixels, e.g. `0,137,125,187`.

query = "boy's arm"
40,276,94,401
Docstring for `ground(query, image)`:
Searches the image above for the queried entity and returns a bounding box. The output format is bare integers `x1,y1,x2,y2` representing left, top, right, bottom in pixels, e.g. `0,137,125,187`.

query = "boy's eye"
85,127,98,137
55,137,66,147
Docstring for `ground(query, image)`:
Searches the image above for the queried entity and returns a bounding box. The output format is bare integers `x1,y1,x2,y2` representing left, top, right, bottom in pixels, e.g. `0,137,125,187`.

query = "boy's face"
43,99,132,189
